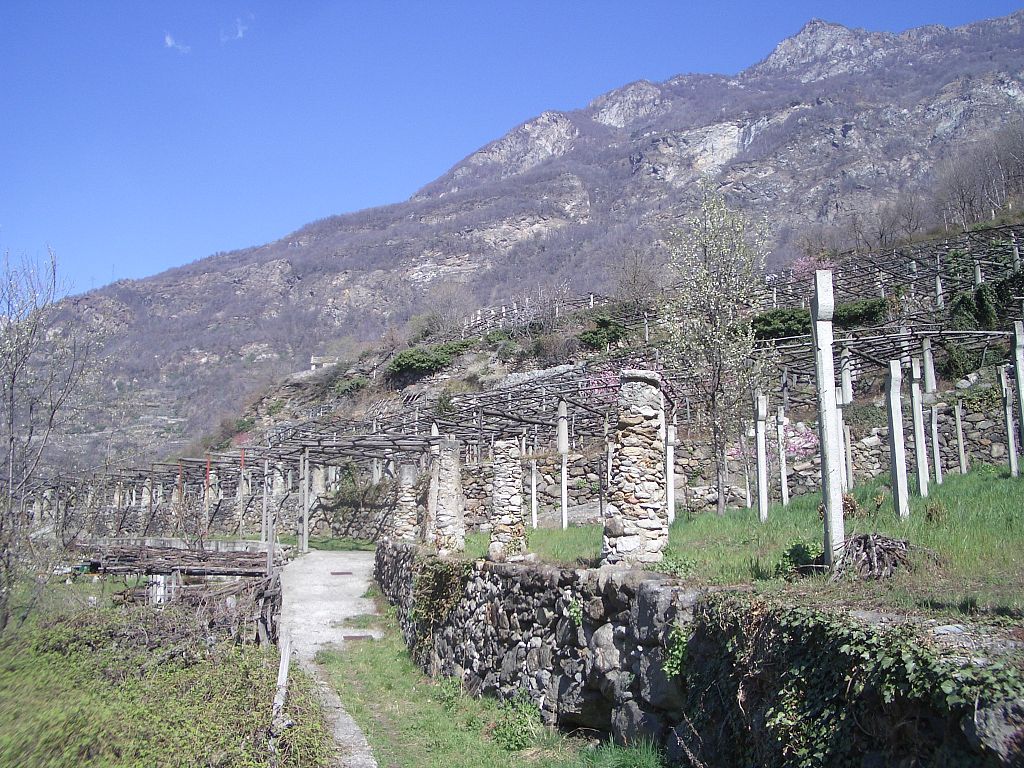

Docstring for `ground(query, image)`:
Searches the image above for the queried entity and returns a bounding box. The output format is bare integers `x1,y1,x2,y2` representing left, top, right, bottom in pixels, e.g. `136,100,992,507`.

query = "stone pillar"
272,463,286,497
666,424,677,525
431,437,465,556
812,271,845,564
557,399,569,530
910,359,929,498
1000,366,1019,478
602,370,667,566
421,423,441,544
754,392,769,524
392,464,420,541
488,440,526,560
886,360,910,519
776,406,790,506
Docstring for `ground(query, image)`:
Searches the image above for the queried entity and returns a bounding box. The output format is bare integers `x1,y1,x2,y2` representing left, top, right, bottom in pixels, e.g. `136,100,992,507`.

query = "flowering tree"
0,250,90,630
661,184,773,515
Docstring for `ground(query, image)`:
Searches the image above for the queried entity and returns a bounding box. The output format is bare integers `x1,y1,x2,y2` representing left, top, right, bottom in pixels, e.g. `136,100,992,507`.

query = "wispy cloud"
220,16,250,43
164,32,191,54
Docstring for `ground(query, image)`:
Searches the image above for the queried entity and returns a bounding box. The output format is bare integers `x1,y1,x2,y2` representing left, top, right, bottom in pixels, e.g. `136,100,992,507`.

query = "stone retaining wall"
375,541,1022,766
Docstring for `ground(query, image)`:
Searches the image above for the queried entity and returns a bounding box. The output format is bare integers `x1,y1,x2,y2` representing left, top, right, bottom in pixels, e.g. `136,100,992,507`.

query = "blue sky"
2,2,1022,293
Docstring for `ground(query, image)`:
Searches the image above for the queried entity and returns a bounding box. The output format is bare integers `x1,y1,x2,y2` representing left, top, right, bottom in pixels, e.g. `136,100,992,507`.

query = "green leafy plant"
663,624,689,678
491,690,540,751
578,315,629,350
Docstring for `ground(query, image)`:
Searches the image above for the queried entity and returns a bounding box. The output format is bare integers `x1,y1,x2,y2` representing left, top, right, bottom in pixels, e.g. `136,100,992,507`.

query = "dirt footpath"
280,550,381,768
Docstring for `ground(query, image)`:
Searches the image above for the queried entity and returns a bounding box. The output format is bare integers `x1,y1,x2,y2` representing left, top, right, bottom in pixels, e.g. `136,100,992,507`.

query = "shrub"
578,315,628,350
751,308,811,340
834,298,888,329
386,340,473,381
332,375,369,397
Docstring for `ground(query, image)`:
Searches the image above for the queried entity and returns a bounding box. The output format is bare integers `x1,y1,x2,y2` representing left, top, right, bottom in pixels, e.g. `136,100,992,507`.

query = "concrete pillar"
935,273,944,309
530,458,538,530
261,460,269,543
843,424,854,490
922,338,937,395
1013,233,1021,272
910,358,929,498
1014,322,1024,453
931,406,943,487
812,271,845,564
886,360,910,519
488,440,526,560
1000,366,1019,478
431,436,465,555
754,392,769,524
301,450,310,552
776,406,790,506
272,463,286,497
392,464,420,541
602,370,667,566
557,399,569,530
666,424,677,525
955,399,969,475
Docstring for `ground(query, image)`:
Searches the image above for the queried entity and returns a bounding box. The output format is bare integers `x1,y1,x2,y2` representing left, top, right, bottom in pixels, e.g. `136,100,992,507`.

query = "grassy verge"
277,534,377,551
318,604,666,768
0,591,332,767
468,465,1024,617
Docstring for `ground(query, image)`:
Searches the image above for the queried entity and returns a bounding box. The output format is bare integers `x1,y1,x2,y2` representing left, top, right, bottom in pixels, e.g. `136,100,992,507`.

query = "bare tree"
614,244,663,309
661,185,773,515
0,250,89,630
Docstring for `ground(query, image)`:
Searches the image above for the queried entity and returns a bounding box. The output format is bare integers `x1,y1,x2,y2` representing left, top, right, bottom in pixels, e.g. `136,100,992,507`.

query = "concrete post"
955,399,968,475
602,370,668,566
432,436,465,555
922,338,937,395
666,424,677,525
530,458,538,530
811,271,845,564
489,439,526,560
261,460,269,543
1013,233,1021,272
1000,366,1019,478
886,360,910,519
935,273,944,309
843,424,855,490
930,406,943,486
557,399,569,530
754,392,769,524
301,449,310,552
776,406,790,506
910,359,929,498
1014,322,1024,452
392,464,420,541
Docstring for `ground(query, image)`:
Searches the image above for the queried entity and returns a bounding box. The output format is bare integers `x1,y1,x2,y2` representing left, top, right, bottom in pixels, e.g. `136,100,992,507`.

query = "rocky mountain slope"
63,11,1024,462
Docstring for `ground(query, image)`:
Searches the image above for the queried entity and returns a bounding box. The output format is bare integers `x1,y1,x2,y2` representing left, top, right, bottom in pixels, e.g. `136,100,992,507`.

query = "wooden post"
910,358,929,498
557,399,569,530
812,271,845,564
886,360,910,519
754,392,769,524
1000,366,1019,478
776,405,789,506
955,399,968,475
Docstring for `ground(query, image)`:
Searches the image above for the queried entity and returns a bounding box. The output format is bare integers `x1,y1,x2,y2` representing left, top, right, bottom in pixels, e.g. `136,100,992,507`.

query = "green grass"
276,534,377,551
0,596,332,767
319,605,667,768
468,466,1024,617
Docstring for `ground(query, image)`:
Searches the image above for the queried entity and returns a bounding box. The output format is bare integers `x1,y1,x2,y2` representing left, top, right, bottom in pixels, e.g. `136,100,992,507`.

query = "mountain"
62,11,1024,461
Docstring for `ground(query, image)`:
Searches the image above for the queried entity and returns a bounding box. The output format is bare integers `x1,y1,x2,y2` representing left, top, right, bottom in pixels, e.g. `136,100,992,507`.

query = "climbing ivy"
682,593,1024,767
409,555,472,663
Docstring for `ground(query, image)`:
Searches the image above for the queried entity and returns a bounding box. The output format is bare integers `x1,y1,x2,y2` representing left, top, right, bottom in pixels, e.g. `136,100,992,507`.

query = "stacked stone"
431,437,466,556
488,439,526,560
603,370,668,566
392,464,420,541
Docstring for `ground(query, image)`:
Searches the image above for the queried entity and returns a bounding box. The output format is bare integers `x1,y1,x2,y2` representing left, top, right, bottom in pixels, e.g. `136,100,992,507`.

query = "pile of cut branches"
831,533,919,581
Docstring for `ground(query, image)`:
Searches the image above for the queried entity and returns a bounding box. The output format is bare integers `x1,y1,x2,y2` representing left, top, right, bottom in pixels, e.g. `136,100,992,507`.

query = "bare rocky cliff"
62,10,1024,461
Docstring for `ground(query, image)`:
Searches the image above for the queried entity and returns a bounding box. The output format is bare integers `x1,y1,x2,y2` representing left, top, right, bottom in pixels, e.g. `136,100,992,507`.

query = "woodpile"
831,533,916,581
76,543,268,577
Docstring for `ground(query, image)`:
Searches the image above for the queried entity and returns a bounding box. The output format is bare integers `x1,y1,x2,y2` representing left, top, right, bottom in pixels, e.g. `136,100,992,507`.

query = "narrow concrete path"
280,550,381,768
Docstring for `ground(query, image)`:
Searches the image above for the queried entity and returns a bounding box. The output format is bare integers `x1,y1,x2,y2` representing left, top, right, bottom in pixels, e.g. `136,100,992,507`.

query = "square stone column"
488,439,526,560
430,436,465,556
602,370,668,566
392,464,420,541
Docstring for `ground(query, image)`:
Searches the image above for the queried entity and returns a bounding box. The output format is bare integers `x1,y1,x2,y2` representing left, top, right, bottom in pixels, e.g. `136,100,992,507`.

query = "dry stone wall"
375,541,1023,767
488,440,526,560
